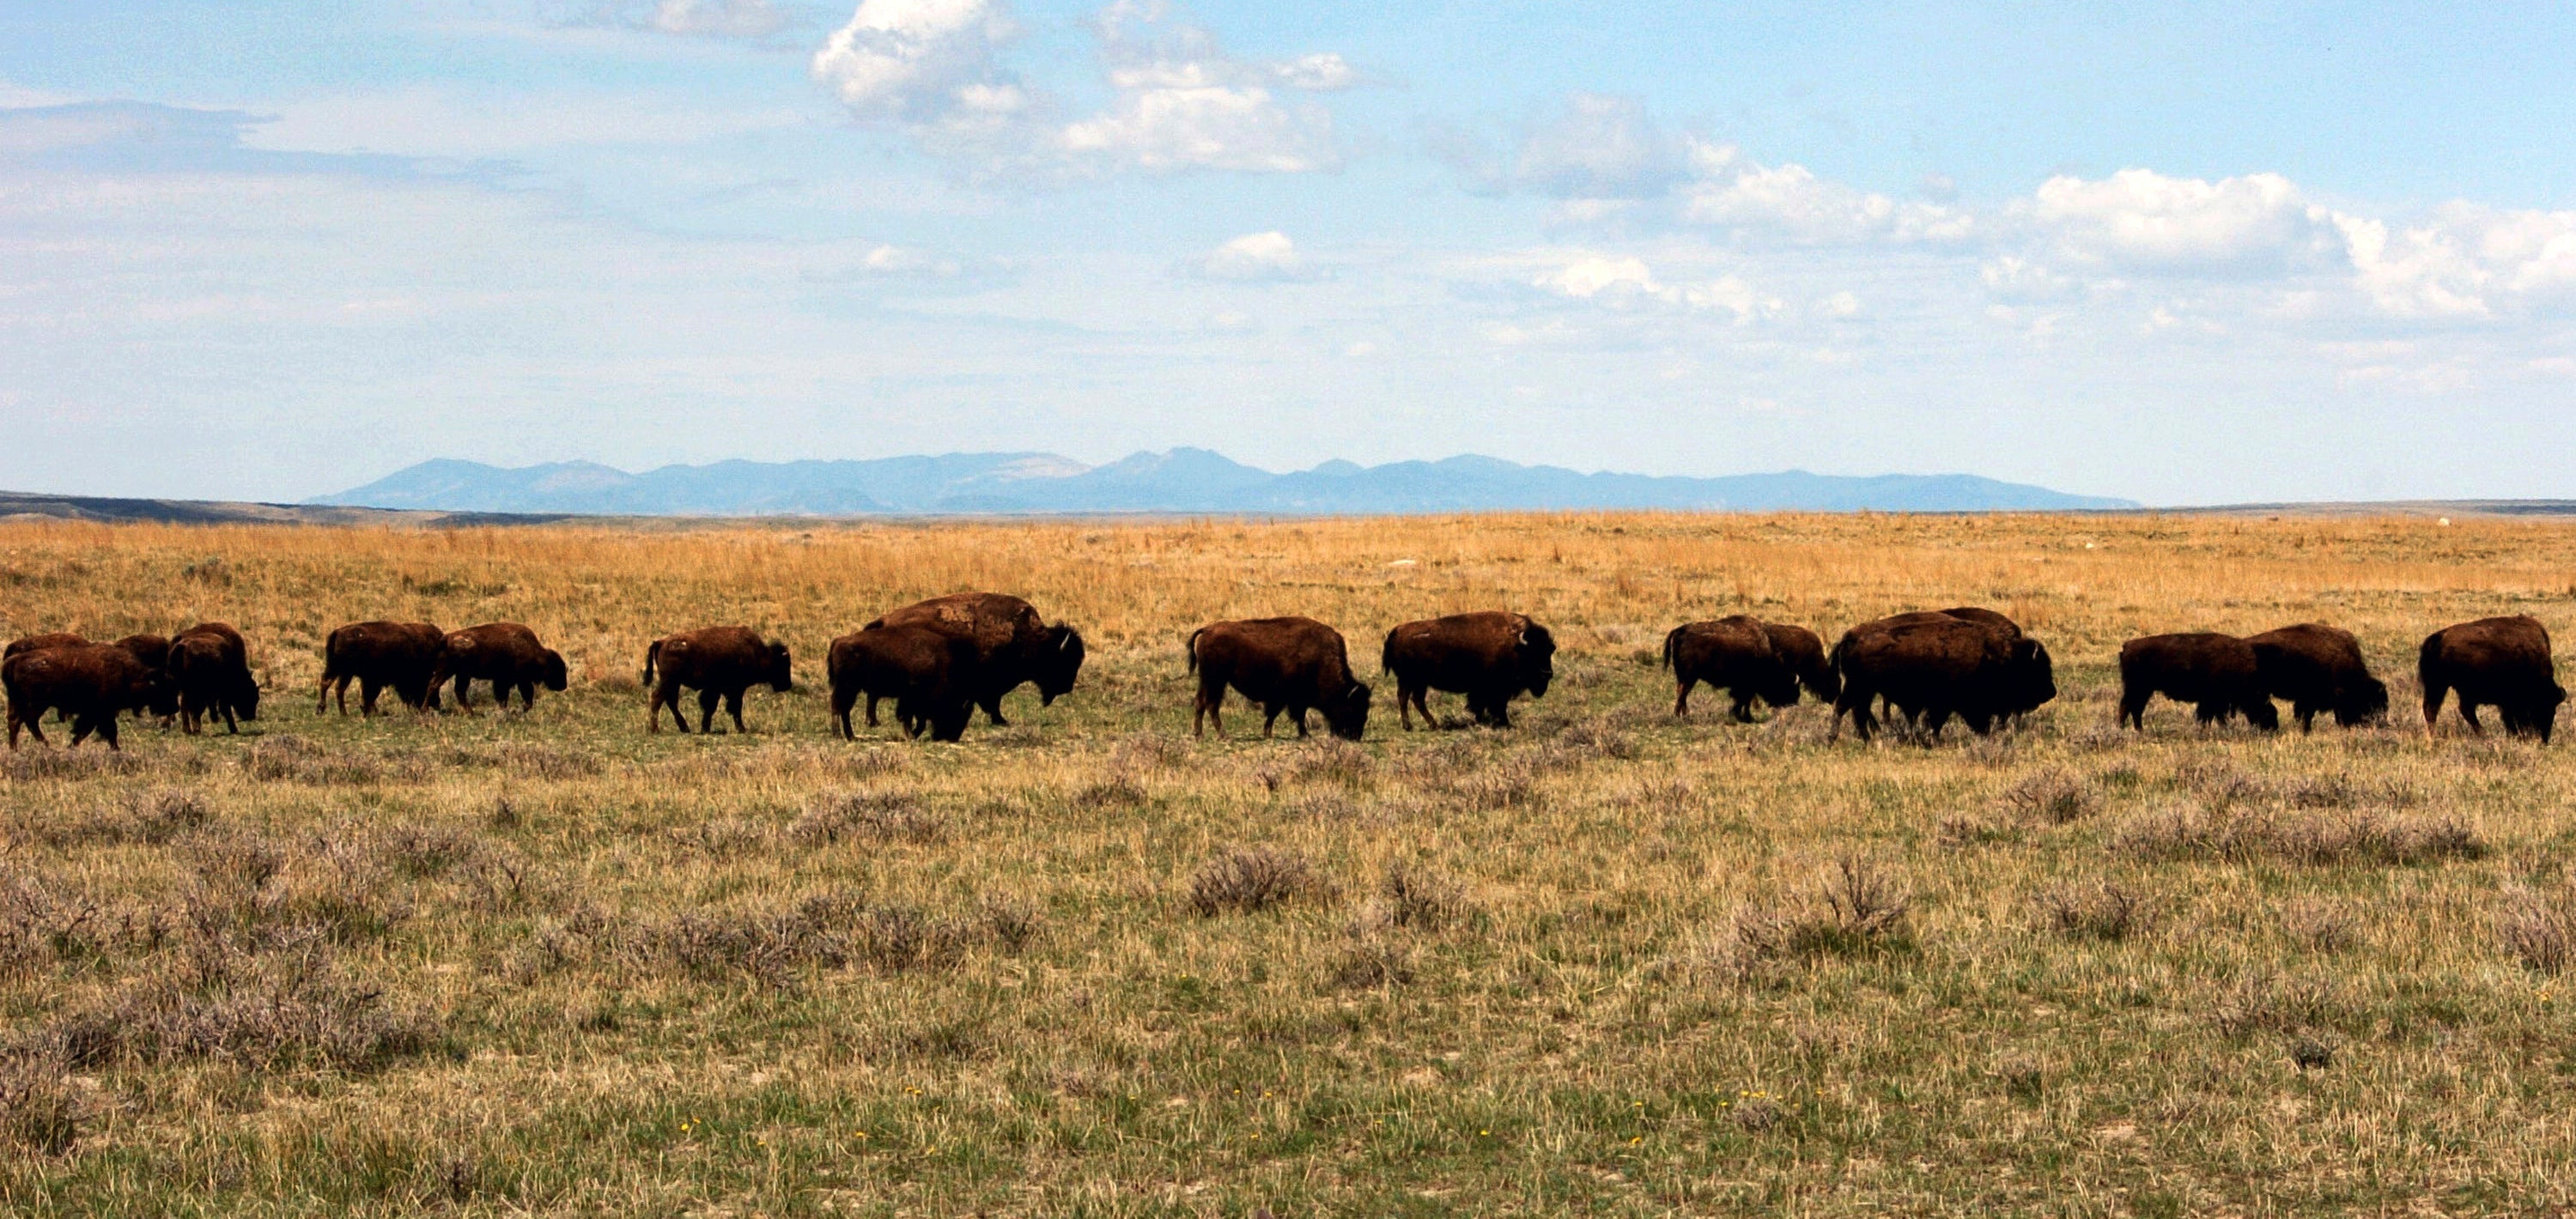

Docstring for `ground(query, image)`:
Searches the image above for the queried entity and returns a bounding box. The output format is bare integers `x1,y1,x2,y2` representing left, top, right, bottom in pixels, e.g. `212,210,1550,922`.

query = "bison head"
1036,626,1085,706
2009,639,2058,713
539,649,570,693
1323,679,1372,741
231,670,261,721
762,640,793,693
1516,623,1557,698
2334,674,2389,727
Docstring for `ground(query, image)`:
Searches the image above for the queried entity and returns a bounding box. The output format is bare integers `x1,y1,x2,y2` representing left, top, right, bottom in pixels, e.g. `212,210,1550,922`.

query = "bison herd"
4,594,2567,751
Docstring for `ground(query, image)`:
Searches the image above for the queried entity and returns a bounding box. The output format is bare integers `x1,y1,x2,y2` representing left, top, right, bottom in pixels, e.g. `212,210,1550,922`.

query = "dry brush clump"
789,790,945,846
2037,881,2151,942
1188,847,1322,916
2498,887,2576,973
2000,768,2101,825
1728,858,1913,970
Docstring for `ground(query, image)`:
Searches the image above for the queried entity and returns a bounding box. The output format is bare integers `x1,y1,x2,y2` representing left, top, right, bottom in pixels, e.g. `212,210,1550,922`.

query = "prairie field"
7,510,2576,1216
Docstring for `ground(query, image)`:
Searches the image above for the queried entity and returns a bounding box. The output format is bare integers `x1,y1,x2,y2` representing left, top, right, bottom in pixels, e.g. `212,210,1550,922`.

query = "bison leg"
695,688,720,733
359,678,386,716
316,674,337,716
2118,684,2150,731
2459,702,2485,736
1729,690,1758,724
1193,680,1224,738
7,707,34,749
2420,680,2449,735
1673,676,1695,717
1397,682,1415,731
864,693,882,728
980,694,1010,727
2242,697,2281,732
726,689,748,734
1260,701,1283,738
452,678,475,714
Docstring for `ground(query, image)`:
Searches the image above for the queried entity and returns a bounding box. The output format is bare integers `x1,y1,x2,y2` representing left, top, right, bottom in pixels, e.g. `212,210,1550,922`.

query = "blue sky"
3,1,2573,504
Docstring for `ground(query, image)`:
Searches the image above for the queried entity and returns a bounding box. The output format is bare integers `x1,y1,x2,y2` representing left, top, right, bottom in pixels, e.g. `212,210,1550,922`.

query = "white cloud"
1979,255,2076,302
0,81,77,109
1511,94,1691,200
1527,252,1785,322
1677,143,1973,245
2025,169,2337,271
1190,230,1312,281
1535,254,1658,300
811,0,1024,126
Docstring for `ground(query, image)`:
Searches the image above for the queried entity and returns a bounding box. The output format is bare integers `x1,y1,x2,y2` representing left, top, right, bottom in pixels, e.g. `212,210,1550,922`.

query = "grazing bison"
4,643,171,750
866,593,1084,726
318,621,447,716
1663,616,1839,720
169,622,258,735
2247,622,2387,731
1831,612,2056,741
434,623,568,713
827,625,979,742
644,626,793,734
1381,611,1555,729
2117,633,2279,731
2420,616,2565,742
3,632,88,660
1188,617,1371,741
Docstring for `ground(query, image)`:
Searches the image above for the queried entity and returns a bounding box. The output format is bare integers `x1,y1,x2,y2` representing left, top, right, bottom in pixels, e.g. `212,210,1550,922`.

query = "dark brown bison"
1662,616,1839,720
644,626,792,734
1830,612,2056,741
169,622,258,735
2117,633,2278,731
318,621,447,716
3,634,175,722
1189,617,1371,741
434,623,568,713
1381,611,1555,729
4,642,171,750
865,593,1084,726
3,632,88,660
2247,622,2387,731
827,625,979,742
2421,616,2565,742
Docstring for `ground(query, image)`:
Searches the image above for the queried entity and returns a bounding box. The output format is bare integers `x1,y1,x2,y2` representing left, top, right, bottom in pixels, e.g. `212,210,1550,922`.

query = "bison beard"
2421,616,2566,742
2117,633,2279,732
1189,617,1371,741
1380,611,1554,730
644,626,793,734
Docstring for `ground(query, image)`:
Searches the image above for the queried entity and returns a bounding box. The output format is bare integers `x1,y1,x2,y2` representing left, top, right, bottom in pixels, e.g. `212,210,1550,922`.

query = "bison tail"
642,640,661,687
1185,627,1206,675
2415,629,2445,682
1660,625,1683,670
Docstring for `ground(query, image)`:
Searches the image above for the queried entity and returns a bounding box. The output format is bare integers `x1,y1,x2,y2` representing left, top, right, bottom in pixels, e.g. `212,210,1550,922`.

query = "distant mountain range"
310,450,2138,516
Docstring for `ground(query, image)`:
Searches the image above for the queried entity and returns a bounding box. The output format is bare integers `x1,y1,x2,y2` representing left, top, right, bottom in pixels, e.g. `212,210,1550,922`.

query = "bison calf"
1664,616,1838,721
1190,617,1371,741
435,623,568,713
866,592,1084,726
4,643,171,750
319,621,447,716
2118,633,2279,731
169,622,258,735
1381,611,1554,729
828,625,978,742
2248,622,2387,731
2421,616,2565,742
645,627,793,733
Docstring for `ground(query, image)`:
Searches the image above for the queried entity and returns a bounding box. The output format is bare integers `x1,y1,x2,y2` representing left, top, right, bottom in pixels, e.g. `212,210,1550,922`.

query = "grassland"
3,511,2576,1216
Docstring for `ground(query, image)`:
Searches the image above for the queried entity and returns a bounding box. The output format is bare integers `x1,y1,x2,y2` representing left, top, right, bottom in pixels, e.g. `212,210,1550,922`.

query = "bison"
827,625,979,742
3,634,175,723
2117,633,2279,731
434,623,568,713
2247,622,2387,731
1381,611,1555,729
644,626,793,734
4,642,171,750
1831,611,2055,741
1188,617,1371,741
318,621,447,716
865,593,1084,726
2420,616,2565,742
1662,616,1838,721
3,632,88,660
169,622,258,735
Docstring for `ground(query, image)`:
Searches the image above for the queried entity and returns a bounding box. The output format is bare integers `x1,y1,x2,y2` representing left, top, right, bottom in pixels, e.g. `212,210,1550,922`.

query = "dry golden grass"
1,511,2574,1215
